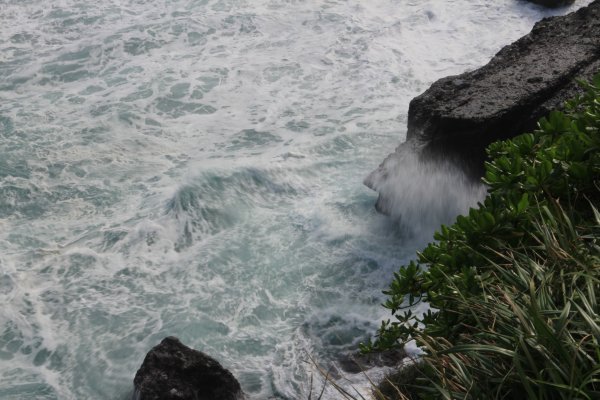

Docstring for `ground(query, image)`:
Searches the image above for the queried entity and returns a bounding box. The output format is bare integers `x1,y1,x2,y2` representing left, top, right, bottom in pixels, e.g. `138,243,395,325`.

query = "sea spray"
365,143,488,241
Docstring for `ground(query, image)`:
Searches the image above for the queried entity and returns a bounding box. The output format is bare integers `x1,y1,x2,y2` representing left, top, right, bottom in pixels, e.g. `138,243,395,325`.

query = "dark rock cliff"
365,0,600,214
527,0,575,7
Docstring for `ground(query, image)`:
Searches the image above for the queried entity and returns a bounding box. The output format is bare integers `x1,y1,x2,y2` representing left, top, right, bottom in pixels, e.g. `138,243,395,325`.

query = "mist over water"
0,1,590,398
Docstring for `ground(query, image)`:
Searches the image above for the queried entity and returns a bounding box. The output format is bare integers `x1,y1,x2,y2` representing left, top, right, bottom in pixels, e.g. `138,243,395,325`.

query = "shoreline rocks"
527,0,575,7
337,348,407,375
365,0,600,214
132,337,244,400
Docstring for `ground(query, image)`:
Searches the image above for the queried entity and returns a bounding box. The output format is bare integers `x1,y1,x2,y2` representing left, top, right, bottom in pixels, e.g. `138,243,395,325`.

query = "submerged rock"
366,0,600,214
337,348,407,374
133,337,244,400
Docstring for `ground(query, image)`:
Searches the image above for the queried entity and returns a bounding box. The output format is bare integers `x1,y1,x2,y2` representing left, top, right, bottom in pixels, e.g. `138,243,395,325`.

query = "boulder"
366,1,600,213
132,337,244,400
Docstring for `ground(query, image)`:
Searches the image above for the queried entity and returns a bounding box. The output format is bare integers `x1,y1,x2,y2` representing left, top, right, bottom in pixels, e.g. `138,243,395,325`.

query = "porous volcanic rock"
365,1,600,214
132,337,244,400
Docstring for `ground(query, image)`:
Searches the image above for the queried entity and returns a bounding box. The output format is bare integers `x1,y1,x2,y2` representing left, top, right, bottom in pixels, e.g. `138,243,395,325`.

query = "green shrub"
363,74,600,399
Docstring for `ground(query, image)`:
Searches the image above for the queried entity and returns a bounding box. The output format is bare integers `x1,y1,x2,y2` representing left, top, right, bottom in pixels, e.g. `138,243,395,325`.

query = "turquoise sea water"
0,1,590,398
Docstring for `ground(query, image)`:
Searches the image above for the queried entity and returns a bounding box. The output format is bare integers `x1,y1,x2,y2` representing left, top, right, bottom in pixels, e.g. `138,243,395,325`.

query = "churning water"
0,0,590,398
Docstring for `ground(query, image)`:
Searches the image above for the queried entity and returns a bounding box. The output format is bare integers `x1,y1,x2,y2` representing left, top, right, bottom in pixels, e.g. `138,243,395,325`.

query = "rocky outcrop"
527,0,575,8
132,337,244,400
365,0,600,213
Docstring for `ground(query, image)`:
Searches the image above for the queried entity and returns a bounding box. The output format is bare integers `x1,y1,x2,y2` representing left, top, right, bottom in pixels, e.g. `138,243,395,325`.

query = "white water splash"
365,144,488,240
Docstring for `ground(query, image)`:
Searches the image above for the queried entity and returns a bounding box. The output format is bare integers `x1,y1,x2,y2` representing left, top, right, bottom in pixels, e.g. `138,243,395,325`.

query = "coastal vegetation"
363,74,600,399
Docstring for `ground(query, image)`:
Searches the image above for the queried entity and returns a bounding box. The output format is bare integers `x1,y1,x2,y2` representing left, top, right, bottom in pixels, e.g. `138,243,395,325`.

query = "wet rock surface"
133,337,244,400
337,348,408,374
366,0,600,212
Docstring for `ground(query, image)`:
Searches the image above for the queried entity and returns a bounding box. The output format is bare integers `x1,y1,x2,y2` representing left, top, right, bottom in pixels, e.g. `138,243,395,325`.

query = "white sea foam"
0,0,592,398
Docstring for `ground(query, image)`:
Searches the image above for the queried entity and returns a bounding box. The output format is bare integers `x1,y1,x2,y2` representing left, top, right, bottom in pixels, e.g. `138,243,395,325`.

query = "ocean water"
0,0,590,398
